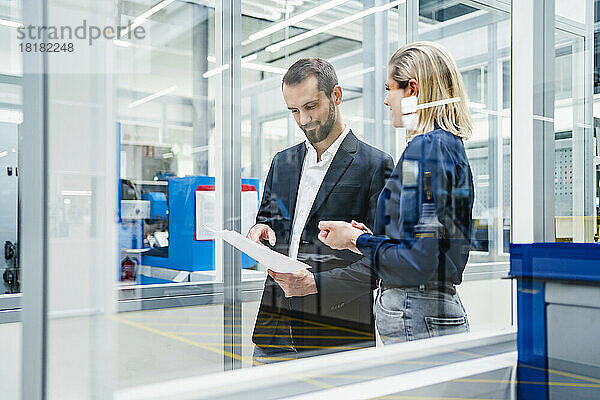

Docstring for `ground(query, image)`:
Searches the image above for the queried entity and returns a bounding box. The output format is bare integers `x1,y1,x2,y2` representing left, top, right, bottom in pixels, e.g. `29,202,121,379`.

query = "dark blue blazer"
318,127,474,298
252,131,393,351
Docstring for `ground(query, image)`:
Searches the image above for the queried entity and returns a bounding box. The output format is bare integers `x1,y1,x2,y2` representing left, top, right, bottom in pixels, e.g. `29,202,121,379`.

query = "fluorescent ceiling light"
203,61,285,77
414,97,461,111
192,145,210,154
242,54,258,62
120,0,176,37
0,18,23,28
266,0,404,53
61,190,92,196
208,54,256,64
128,85,177,108
248,0,351,42
242,61,286,74
0,110,23,124
340,67,375,80
203,64,230,78
0,151,7,158
113,39,132,47
467,101,486,109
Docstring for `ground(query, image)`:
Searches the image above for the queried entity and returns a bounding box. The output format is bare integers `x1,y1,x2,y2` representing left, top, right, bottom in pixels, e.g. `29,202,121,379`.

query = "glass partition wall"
16,1,518,397
8,0,596,398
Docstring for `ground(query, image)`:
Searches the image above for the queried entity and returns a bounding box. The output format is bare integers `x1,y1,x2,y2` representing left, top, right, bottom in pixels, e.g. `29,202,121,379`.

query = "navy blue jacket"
252,131,393,351
357,127,474,285
316,127,474,302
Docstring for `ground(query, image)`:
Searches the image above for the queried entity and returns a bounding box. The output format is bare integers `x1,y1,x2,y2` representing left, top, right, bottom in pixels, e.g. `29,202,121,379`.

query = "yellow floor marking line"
375,396,500,400
300,378,335,390
449,351,600,386
519,363,600,384
170,341,365,350
113,315,339,391
120,318,288,323
251,355,297,361
122,311,373,336
134,322,368,332
258,309,375,338
454,378,600,389
126,323,362,331
163,332,372,340
128,322,274,327
109,315,248,364
451,350,486,358
198,344,335,390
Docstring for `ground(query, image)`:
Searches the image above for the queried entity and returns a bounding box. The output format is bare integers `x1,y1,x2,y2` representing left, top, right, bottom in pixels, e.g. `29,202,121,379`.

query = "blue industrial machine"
132,176,259,284
510,243,600,399
142,192,168,220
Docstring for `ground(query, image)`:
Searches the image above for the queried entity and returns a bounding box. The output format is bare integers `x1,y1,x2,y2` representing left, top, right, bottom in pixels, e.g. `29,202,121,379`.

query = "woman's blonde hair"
389,41,472,140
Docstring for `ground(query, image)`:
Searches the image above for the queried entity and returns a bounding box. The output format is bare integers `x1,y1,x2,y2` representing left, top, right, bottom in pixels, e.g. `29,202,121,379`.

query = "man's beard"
302,100,336,144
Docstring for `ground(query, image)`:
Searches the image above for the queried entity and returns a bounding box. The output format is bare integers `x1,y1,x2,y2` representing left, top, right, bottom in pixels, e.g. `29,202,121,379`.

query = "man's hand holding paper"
267,269,317,297
217,229,310,274
245,224,316,297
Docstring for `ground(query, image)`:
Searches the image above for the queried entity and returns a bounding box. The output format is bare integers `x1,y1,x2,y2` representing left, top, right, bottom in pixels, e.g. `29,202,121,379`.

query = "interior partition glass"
39,0,241,396
0,3,22,299
238,0,404,364
116,1,218,290
553,2,597,243
0,1,23,398
418,0,514,334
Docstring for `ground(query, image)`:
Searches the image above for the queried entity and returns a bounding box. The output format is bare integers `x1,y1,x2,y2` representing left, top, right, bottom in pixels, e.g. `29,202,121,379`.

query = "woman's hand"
318,221,366,254
351,220,373,235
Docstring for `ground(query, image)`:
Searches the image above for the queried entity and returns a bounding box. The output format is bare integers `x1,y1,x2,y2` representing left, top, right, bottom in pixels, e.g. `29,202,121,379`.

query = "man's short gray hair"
282,58,338,97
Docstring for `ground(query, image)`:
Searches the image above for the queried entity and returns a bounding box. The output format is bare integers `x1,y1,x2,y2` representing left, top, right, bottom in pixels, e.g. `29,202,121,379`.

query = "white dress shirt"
288,125,351,261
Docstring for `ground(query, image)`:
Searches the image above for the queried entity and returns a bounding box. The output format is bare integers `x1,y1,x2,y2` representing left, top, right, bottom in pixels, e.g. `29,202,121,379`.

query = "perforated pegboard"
466,142,575,219
465,146,489,219
554,141,573,216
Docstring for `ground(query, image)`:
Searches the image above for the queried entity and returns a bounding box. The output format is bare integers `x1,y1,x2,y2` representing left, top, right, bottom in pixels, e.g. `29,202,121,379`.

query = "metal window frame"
20,0,48,398
216,0,244,370
13,2,598,397
511,0,555,244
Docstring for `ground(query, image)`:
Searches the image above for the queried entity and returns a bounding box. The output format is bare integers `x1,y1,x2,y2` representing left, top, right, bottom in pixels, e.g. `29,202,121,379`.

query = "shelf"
130,180,168,186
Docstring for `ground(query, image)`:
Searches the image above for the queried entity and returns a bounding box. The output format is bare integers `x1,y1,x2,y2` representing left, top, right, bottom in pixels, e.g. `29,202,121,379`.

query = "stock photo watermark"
17,20,145,53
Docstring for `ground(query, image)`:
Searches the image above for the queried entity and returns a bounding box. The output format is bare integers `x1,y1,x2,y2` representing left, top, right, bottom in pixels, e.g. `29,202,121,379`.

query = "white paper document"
217,229,311,273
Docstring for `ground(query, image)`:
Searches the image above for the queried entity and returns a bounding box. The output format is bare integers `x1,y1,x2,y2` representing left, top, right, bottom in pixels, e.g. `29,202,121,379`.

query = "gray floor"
114,301,261,388
0,301,261,399
3,296,597,399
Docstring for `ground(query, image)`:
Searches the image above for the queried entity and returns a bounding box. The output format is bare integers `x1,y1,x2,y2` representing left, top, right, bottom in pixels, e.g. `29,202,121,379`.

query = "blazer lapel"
305,131,358,223
287,144,306,224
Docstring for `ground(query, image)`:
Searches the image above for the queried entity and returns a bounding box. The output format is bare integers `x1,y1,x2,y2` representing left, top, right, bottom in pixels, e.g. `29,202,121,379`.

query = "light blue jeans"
374,286,469,344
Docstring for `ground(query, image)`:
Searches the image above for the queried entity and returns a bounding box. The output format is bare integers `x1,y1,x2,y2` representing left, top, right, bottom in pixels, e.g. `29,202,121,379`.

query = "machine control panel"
121,200,151,220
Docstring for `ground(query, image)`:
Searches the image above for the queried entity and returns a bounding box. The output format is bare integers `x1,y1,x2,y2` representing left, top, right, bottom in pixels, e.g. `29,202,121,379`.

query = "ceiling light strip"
266,0,404,53
241,61,286,74
121,0,176,37
128,85,177,108
248,0,351,42
203,64,230,78
0,18,24,28
113,39,132,48
339,67,375,80
416,97,461,110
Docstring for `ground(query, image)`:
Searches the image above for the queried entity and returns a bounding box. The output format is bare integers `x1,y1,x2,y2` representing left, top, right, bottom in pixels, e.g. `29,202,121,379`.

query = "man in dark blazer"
247,58,393,364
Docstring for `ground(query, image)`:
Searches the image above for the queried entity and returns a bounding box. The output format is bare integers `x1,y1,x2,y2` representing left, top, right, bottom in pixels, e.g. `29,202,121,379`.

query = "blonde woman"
318,41,475,344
